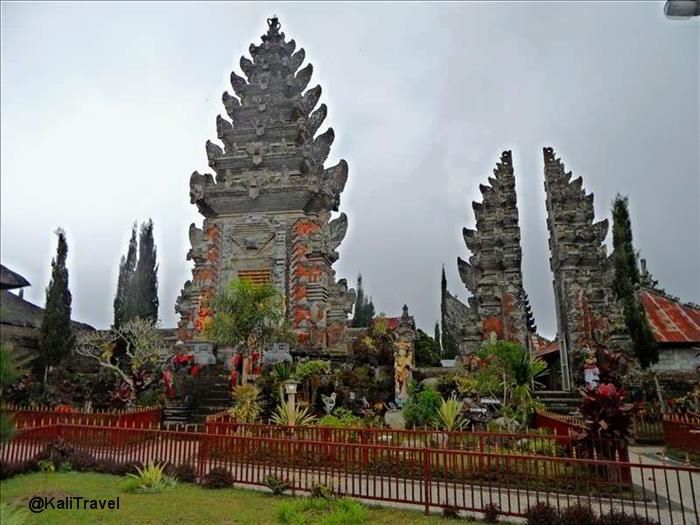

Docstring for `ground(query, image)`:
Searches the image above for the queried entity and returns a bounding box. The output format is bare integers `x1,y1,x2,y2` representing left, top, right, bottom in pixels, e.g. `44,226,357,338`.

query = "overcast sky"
1,2,698,337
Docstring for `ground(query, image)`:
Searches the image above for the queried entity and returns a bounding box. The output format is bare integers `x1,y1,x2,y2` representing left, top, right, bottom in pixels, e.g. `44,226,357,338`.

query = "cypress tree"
351,274,365,327
113,223,137,327
434,322,442,355
130,219,159,322
351,274,374,327
39,228,75,382
365,297,375,324
612,195,658,368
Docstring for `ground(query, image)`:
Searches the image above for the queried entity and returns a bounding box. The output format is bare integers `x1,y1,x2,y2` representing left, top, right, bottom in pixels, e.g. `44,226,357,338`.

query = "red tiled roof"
639,289,700,344
374,317,401,330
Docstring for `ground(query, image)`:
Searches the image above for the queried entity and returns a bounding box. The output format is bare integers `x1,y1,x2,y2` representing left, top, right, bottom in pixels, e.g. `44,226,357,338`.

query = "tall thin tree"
113,223,138,327
612,195,658,368
434,321,442,355
130,219,159,322
352,273,374,327
39,228,75,383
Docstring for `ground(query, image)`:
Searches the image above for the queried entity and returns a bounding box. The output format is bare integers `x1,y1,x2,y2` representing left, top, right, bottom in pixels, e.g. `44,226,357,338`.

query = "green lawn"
0,472,485,524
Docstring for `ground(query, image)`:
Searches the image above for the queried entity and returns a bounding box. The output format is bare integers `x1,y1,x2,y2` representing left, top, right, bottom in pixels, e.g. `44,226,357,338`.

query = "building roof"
0,265,30,290
0,290,93,331
639,289,700,344
531,333,560,358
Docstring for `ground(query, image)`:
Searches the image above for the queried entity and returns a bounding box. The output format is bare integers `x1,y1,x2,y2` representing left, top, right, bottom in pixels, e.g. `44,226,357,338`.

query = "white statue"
321,392,337,414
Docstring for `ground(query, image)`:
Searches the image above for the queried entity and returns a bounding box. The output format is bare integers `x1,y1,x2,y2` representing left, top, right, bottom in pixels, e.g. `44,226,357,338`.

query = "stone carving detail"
177,16,353,345
543,147,629,389
393,305,416,406
454,151,532,355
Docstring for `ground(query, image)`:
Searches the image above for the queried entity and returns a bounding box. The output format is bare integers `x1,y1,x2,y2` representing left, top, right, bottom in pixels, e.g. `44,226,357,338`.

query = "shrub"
442,505,460,519
57,461,72,473
229,384,262,423
2,459,40,479
66,451,96,472
318,408,362,428
434,396,466,431
559,504,596,525
525,502,559,525
263,474,290,495
310,482,335,500
202,467,234,488
38,459,55,473
169,463,197,483
94,459,142,476
93,459,122,475
597,511,659,525
36,438,75,470
402,386,442,428
123,461,176,494
483,502,500,523
272,401,316,426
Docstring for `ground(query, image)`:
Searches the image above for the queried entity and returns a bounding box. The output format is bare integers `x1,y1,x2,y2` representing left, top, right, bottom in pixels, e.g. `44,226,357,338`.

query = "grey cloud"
1,2,697,337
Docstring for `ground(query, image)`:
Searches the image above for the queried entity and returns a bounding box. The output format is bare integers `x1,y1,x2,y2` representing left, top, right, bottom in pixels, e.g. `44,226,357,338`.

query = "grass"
0,472,487,524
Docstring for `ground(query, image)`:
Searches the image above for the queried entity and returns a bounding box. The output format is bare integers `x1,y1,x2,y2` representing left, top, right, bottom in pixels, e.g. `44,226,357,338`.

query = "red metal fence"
534,410,585,436
663,413,700,454
2,404,162,429
2,423,697,524
203,419,629,461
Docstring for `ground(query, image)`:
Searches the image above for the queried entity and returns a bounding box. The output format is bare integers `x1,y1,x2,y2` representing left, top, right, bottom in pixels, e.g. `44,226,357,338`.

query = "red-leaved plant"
577,383,634,460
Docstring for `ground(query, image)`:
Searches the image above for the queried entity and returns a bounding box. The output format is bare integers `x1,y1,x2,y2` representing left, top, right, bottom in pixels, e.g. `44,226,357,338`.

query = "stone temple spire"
543,147,629,389
456,150,532,354
176,17,355,348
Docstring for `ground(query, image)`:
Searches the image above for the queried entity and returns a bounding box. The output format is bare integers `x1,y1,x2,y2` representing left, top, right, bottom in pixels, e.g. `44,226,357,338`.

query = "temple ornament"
176,17,354,350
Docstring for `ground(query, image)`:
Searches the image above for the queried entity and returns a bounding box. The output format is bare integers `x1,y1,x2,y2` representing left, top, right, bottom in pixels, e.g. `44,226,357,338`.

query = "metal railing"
2,423,697,524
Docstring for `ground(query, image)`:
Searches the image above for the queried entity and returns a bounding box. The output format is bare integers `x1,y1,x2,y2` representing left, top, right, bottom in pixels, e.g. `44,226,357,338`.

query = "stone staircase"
192,364,231,423
162,399,192,427
535,390,581,415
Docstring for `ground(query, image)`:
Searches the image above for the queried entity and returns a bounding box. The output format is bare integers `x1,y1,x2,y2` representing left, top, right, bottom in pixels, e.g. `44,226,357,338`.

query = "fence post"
422,447,431,515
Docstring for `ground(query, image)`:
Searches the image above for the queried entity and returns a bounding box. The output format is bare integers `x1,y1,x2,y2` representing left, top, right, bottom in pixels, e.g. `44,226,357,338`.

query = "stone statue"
394,340,413,406
321,392,337,414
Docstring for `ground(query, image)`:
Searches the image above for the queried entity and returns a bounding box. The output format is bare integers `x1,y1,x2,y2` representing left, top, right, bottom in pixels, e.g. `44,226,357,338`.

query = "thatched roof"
0,290,93,330
0,265,30,290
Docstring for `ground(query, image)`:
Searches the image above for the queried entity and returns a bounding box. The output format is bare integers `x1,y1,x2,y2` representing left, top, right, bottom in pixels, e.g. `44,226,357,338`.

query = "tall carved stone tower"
456,151,535,354
543,147,629,389
176,16,355,349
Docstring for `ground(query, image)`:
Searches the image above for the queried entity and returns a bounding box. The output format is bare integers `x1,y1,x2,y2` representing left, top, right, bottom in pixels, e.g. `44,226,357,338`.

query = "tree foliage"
474,341,548,427
1,344,26,443
114,223,137,328
414,329,440,367
130,220,159,322
229,384,262,423
403,384,443,428
76,318,166,405
205,278,289,353
351,273,374,327
39,229,75,381
612,195,658,368
114,220,159,326
434,322,442,355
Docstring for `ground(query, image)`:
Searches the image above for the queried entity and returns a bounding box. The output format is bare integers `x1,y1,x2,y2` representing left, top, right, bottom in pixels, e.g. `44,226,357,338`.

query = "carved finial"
267,15,281,34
